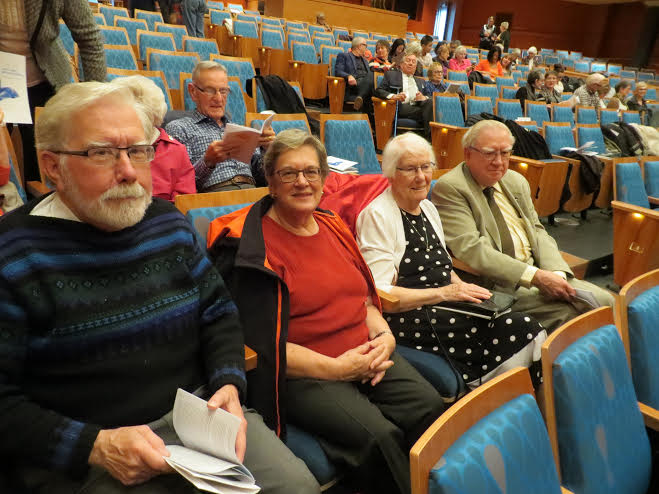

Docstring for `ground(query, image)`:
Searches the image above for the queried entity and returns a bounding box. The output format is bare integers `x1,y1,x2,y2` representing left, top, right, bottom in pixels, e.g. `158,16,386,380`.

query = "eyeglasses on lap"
276,167,322,183
469,147,512,161
395,163,435,176
54,145,156,166
194,84,231,97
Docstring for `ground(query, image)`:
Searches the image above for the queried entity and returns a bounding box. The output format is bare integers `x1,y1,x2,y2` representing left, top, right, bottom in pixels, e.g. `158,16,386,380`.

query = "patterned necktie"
483,186,516,258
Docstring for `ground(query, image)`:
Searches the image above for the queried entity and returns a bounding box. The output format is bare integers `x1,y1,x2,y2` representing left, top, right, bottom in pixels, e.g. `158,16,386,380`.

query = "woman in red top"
214,129,443,494
473,46,504,80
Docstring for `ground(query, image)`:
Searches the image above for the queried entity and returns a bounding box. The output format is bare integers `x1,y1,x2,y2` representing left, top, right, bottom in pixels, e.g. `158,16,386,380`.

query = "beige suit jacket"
432,163,571,291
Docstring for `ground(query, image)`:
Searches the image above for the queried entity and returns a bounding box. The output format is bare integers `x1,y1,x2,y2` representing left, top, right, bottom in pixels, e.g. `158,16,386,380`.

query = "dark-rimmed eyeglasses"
469,147,512,162
395,163,435,176
193,84,231,97
276,167,322,183
53,145,155,165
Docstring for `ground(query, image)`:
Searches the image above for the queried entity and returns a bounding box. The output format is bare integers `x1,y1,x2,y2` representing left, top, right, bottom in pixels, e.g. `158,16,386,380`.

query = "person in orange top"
209,129,444,494
473,46,504,80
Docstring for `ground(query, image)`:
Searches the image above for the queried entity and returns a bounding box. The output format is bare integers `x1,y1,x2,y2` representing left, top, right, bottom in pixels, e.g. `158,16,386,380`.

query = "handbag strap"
30,0,51,49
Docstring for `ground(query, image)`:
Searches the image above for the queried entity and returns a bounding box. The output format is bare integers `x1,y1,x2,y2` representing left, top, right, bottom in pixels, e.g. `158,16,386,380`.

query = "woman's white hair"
35,81,152,151
527,46,537,54
381,133,436,178
454,45,467,57
462,120,515,149
110,75,168,141
500,21,509,29
405,41,422,57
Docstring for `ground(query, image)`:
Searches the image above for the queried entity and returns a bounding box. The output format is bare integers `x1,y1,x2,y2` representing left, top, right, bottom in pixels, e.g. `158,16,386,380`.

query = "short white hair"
500,21,509,29
405,41,422,57
192,60,228,83
462,120,515,149
454,45,467,57
381,133,435,178
586,73,606,85
110,75,167,141
527,46,537,54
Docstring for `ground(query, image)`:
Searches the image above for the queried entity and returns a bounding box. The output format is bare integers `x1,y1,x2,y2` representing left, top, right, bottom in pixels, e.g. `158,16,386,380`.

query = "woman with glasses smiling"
208,129,444,494
356,133,545,390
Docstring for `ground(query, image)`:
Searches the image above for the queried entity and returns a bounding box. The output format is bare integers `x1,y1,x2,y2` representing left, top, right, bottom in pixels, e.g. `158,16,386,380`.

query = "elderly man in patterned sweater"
0,82,319,494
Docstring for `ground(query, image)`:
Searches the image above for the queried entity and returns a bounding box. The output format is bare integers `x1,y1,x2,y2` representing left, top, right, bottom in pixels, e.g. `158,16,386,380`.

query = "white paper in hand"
221,113,275,164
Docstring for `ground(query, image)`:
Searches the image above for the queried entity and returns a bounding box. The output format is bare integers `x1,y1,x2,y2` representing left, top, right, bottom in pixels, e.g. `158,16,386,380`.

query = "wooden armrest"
451,257,480,276
377,288,400,313
245,345,257,371
372,96,395,106
288,60,306,68
551,154,579,165
430,122,466,133
26,180,52,198
639,402,659,430
612,200,659,217
561,488,575,494
648,196,659,206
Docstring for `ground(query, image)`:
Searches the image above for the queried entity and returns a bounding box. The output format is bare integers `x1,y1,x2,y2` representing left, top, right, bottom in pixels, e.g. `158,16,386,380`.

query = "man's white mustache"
101,183,147,200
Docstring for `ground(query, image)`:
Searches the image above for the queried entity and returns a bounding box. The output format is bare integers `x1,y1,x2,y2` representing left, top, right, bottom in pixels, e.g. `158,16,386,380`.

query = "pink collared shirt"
152,128,196,202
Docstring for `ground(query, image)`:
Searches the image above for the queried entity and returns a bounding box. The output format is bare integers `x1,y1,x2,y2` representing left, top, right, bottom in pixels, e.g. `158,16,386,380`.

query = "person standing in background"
496,22,510,53
479,16,496,50
182,0,206,37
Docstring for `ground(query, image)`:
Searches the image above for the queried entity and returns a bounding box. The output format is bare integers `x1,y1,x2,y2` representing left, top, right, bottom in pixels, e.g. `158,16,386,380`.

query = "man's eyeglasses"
276,167,322,183
469,147,512,162
194,84,231,97
54,145,155,166
396,163,435,176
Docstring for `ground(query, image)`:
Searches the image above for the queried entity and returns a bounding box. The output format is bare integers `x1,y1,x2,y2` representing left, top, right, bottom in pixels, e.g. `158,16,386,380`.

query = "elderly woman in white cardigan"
355,133,546,388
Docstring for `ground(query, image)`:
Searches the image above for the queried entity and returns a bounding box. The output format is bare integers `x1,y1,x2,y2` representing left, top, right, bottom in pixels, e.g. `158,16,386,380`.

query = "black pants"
346,74,374,113
397,99,433,139
19,81,55,185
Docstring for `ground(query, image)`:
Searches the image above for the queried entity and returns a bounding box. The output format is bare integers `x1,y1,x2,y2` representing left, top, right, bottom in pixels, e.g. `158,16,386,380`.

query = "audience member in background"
369,40,393,72
572,73,606,108
404,41,425,76
500,53,513,76
334,37,374,112
509,48,522,69
627,82,653,122
433,44,451,78
422,63,448,97
182,0,207,38
158,0,173,24
432,120,615,331
0,82,319,494
607,81,632,111
448,45,472,72
130,0,157,16
2,0,106,186
112,76,196,202
209,129,444,494
521,46,542,70
597,78,612,108
553,64,566,93
357,133,546,389
375,52,433,139
388,38,406,65
166,61,275,193
541,71,562,104
496,22,511,52
419,35,435,68
479,16,497,50
315,12,332,32
448,39,461,59
473,46,503,80
516,69,546,108
0,109,23,215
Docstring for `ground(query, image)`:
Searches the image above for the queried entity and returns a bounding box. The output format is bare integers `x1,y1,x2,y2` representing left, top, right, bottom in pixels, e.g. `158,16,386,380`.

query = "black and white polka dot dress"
385,209,544,384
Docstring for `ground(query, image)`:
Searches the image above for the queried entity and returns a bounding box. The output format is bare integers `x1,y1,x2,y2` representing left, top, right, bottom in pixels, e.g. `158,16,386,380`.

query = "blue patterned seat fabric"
236,13,259,23
313,36,334,56
576,107,598,124
100,6,128,27
474,84,498,106
627,286,659,409
447,71,468,82
600,110,619,126
429,394,561,494
226,80,247,125
322,46,344,65
210,10,231,26
185,39,219,61
286,21,305,30
255,86,267,112
544,125,576,155
591,62,607,73
552,324,651,494
100,27,130,46
136,11,163,31
93,13,106,26
148,52,197,90
58,22,75,57
250,119,309,134
496,100,523,121
501,87,517,100
220,59,255,91
261,29,285,50
615,162,649,208
620,70,636,79
234,20,258,39
323,120,381,174
308,25,326,38
526,103,550,128
207,1,224,9
644,161,659,199
227,2,244,12
333,28,349,39
186,203,250,248
115,18,148,45
157,25,187,50
435,95,465,126
607,64,621,75
396,345,464,399
140,34,176,62
104,48,138,71
622,112,642,125
288,33,310,50
575,61,590,73
495,77,515,92
576,126,607,155
552,105,575,126
646,88,657,100
466,98,493,117
292,43,318,64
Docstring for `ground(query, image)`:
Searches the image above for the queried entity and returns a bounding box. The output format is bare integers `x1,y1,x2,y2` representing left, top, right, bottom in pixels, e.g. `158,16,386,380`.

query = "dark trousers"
397,99,433,139
346,74,374,113
286,352,444,494
19,81,55,185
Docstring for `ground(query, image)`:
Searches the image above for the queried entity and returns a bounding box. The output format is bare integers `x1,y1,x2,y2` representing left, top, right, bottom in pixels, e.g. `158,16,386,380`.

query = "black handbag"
433,291,515,320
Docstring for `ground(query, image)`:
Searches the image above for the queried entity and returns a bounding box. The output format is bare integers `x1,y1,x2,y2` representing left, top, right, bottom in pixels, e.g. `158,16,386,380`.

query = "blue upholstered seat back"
628,286,659,409
511,71,524,85
236,13,259,23
496,100,523,121
447,70,468,82
261,17,282,27
100,6,128,27
312,36,334,56
210,10,231,26
575,61,590,73
591,62,607,72
261,29,285,50
234,20,258,39
552,105,575,126
620,70,636,79
333,28,349,38
646,87,657,100
115,18,148,45
607,64,621,75
544,125,575,155
600,109,619,126
227,2,244,12
474,84,498,106
321,46,344,65
637,72,654,82
58,22,75,56
615,162,649,208
292,43,318,64
622,111,642,125
552,324,651,494
139,33,176,61
104,47,138,71
395,345,464,399
106,71,172,109
93,13,106,26
544,55,559,66
323,120,380,174
148,52,198,90
135,11,163,31
434,96,464,127
207,1,224,9
496,77,515,93
250,119,309,134
220,59,255,91
501,87,517,100
466,98,493,117
285,423,337,487
185,39,219,61
308,25,326,38
429,394,561,494
186,203,250,247
100,27,130,46
226,80,247,125
644,161,659,199
576,107,598,124
286,21,305,30
181,76,194,111
576,126,606,155
526,103,550,128
156,24,187,50
288,33,309,51
255,86,267,112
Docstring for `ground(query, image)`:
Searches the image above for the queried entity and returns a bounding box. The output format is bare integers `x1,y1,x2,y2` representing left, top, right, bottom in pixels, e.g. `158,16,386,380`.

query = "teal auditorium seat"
551,104,575,126
156,24,188,50
58,22,75,57
233,20,259,40
106,70,172,109
100,5,128,26
646,87,657,100
308,24,326,38
434,94,464,126
321,46,344,65
186,204,249,247
292,42,318,65
93,13,106,25
575,106,598,124
210,10,231,26
237,13,259,23
638,72,655,83
261,28,285,50
104,47,138,70
99,26,130,46
549,323,651,494
207,1,224,9
333,28,349,39
591,62,607,73
429,393,561,494
227,2,244,12
396,345,464,400
287,33,309,50
644,161,659,199
575,125,607,155
526,102,550,128
147,51,199,90
286,21,305,30
184,38,219,61
224,79,248,125
607,64,621,75
322,119,381,174
544,123,576,155
447,71,468,82
621,69,636,79
495,76,515,93
261,17,282,27
135,10,163,32
501,86,517,99
496,99,523,121
615,162,650,208
115,18,148,46
139,32,176,62
622,111,642,125
600,109,619,126
218,58,255,91
313,35,334,55
473,84,498,106
465,97,493,117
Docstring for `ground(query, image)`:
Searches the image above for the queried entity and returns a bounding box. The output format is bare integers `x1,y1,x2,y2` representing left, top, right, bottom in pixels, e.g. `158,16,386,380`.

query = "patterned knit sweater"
0,198,246,477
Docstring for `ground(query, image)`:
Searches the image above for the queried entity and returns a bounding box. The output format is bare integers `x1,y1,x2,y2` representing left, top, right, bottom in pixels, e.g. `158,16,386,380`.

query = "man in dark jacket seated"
335,37,374,112
375,51,433,139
